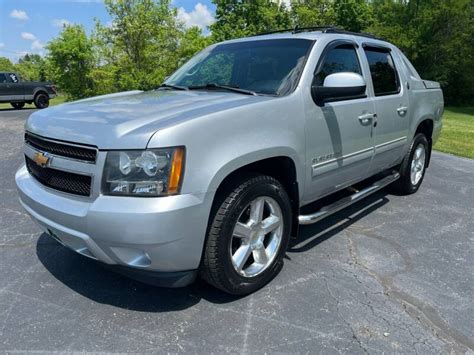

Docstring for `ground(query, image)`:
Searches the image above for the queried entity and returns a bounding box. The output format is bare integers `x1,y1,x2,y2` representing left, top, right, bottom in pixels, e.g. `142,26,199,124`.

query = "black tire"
11,102,25,109
200,175,292,295
34,93,49,109
392,133,430,195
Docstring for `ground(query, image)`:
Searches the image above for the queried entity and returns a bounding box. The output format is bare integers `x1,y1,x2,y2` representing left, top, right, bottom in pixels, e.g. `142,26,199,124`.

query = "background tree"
290,0,337,28
0,57,16,72
94,0,182,91
176,27,212,66
368,0,474,105
211,0,291,41
16,54,47,81
46,25,95,100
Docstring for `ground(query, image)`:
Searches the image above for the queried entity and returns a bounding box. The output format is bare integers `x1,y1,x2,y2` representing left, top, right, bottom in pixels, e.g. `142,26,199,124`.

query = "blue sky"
0,0,216,62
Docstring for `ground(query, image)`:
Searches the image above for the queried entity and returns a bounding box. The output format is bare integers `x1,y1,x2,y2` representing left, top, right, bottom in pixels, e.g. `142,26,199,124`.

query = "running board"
298,172,400,225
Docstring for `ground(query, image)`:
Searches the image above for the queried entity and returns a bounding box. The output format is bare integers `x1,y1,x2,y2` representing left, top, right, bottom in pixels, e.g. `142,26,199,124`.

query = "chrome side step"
298,172,400,225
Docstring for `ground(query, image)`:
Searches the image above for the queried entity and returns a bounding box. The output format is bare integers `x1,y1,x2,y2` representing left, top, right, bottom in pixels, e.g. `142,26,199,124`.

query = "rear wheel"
11,102,25,109
392,133,429,195
34,93,49,109
201,175,292,295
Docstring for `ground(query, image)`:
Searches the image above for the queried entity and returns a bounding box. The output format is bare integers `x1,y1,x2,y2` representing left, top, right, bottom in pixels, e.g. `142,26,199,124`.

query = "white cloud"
52,18,71,28
10,9,29,21
21,32,37,41
177,3,215,31
20,32,44,52
31,40,44,50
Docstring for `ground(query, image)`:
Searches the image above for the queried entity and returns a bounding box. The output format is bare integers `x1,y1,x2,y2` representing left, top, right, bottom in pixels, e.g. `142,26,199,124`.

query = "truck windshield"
164,39,313,96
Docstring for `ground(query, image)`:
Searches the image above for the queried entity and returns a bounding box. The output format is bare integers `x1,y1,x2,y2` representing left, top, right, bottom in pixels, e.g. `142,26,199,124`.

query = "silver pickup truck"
15,28,443,295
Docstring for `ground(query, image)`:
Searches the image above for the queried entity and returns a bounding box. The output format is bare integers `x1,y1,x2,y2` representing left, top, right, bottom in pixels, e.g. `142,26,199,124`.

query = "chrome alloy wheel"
410,144,426,185
230,196,284,278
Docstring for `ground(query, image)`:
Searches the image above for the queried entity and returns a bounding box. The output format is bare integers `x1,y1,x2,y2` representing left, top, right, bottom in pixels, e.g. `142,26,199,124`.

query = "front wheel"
200,175,292,295
34,93,49,109
11,102,25,109
392,133,429,195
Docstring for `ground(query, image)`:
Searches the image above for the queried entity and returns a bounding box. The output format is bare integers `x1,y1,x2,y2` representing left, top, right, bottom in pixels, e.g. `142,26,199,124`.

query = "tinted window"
0,74,7,83
364,48,400,96
166,39,313,96
314,44,361,85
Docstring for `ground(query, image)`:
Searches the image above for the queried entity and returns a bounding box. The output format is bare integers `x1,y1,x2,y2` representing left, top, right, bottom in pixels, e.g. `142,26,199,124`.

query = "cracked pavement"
1,109,473,353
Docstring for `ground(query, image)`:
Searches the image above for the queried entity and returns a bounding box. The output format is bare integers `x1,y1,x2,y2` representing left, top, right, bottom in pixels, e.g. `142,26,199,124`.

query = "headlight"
102,147,185,197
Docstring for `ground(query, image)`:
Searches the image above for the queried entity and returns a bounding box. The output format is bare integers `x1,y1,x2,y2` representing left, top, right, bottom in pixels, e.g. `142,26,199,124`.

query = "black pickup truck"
0,72,56,109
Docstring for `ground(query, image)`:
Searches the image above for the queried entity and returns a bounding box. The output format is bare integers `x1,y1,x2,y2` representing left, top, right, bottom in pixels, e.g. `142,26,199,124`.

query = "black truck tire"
11,102,25,109
200,174,292,295
34,93,49,109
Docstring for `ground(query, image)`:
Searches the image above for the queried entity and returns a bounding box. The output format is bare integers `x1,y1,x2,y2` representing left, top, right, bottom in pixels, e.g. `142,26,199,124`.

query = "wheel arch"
414,118,434,167
33,88,49,100
207,154,301,240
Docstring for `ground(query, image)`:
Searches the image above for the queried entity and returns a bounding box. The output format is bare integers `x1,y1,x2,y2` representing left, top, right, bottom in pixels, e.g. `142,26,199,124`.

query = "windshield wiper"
158,83,189,91
188,83,257,96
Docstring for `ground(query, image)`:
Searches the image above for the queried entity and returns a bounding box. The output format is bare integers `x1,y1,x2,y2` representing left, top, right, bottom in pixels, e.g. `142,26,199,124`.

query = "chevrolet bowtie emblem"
33,152,51,167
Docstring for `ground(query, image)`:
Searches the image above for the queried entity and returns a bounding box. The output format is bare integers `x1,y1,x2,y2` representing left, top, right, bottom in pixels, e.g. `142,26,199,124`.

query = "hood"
26,90,274,149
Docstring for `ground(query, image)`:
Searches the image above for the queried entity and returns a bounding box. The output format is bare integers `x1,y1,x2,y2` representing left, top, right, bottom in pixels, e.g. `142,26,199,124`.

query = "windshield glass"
165,39,313,96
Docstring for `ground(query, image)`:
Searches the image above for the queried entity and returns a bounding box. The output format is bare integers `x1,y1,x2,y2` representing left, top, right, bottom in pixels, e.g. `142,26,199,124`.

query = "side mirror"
311,72,366,105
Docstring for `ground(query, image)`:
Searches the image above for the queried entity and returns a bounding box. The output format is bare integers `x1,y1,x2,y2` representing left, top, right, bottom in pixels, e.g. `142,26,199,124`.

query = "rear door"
362,44,409,172
304,40,376,201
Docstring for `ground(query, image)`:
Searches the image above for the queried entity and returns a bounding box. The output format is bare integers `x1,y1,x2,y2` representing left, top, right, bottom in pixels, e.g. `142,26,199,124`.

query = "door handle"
397,106,408,117
358,113,376,125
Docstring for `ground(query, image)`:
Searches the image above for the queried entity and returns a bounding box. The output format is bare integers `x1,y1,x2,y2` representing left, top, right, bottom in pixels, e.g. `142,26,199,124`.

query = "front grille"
25,132,97,163
26,156,92,196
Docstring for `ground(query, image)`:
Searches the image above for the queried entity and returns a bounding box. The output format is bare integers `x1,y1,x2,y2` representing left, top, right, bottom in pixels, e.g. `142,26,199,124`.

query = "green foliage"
176,27,212,66
46,25,95,100
368,0,474,105
16,54,47,81
290,0,337,27
210,0,292,41
94,0,182,91
0,57,16,72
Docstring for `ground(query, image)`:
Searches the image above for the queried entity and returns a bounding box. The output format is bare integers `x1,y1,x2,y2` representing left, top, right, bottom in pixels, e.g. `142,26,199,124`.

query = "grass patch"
434,106,474,159
0,95,67,109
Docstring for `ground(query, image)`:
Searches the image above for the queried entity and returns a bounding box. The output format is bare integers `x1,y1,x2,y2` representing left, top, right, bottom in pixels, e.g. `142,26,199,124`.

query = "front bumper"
16,165,212,285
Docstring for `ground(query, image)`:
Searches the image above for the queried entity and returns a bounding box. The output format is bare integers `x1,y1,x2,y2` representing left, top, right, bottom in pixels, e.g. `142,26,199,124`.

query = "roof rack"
255,26,384,41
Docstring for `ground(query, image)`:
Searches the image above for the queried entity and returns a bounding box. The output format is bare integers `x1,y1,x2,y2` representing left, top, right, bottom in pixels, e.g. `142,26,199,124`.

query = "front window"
314,44,362,85
165,39,314,96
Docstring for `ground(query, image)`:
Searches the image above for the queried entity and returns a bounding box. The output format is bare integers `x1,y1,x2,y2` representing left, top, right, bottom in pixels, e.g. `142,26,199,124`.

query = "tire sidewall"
35,94,49,109
214,178,292,294
404,134,429,193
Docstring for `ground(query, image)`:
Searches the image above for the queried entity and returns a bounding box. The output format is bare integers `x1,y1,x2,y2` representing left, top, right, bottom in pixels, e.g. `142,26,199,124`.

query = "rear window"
0,73,7,83
364,47,400,96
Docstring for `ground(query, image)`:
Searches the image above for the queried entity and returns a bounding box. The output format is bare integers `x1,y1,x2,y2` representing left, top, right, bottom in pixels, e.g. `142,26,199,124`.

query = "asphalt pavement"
1,108,473,353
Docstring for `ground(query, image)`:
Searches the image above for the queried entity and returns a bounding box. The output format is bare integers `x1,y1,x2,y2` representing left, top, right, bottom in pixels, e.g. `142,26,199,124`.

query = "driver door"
303,40,376,202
